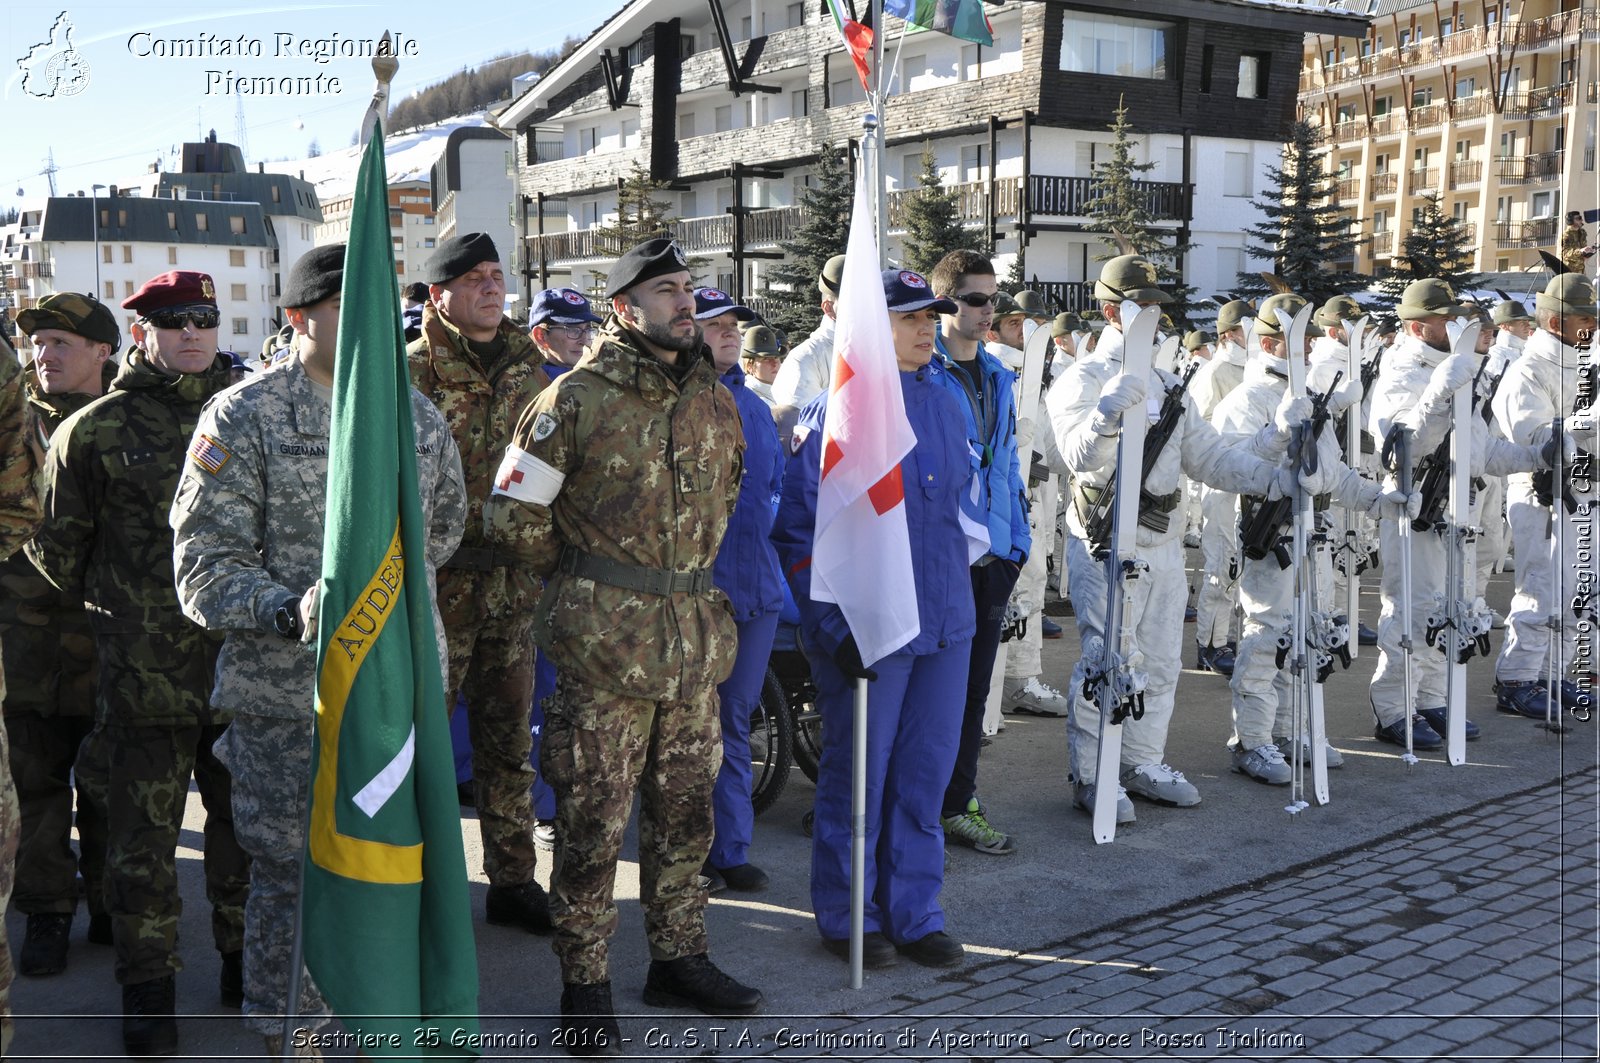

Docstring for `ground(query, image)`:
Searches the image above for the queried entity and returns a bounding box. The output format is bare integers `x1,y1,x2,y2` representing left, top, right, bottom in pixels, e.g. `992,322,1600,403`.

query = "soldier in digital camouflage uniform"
172,246,467,1059
485,237,762,1057
406,232,552,933
0,330,46,1058
26,271,249,1058
1,294,118,978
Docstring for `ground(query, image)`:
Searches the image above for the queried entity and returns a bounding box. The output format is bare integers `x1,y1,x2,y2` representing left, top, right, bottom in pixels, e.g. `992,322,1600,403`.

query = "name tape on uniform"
492,444,565,506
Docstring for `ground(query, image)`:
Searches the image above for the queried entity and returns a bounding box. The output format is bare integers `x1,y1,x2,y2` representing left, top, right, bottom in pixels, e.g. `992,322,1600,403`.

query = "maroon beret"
122,271,218,314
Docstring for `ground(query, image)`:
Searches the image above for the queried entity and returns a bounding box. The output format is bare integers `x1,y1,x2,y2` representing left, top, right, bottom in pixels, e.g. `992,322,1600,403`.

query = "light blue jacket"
931,335,1030,564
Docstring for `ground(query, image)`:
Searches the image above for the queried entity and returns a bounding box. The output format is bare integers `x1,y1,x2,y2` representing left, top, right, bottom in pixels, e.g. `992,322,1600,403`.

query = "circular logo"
43,49,90,97
703,288,728,302
561,289,587,305
899,271,925,289
670,243,687,267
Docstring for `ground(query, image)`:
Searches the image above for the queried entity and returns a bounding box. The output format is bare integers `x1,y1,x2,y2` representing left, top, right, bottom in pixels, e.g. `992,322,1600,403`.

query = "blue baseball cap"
528,287,603,329
882,269,957,314
692,287,755,321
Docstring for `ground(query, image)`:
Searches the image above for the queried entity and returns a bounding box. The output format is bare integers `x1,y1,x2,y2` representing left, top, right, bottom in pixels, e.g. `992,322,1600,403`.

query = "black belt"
444,545,510,572
558,547,714,596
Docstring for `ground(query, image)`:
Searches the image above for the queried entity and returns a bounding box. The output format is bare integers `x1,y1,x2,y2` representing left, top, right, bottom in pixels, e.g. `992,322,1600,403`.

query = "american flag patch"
188,433,231,475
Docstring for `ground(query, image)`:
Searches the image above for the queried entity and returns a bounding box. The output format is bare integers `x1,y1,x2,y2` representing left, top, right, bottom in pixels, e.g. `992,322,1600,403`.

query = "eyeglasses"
545,324,595,340
143,306,221,331
950,292,998,308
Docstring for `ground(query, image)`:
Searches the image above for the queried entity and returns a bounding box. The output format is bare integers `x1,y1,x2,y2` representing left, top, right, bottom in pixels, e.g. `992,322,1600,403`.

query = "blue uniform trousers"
809,641,970,944
710,612,780,869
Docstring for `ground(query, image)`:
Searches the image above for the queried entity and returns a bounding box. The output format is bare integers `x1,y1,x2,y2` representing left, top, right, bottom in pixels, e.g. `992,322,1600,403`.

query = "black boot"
122,975,178,1057
485,880,553,934
19,913,72,976
558,981,623,1057
219,949,243,1008
642,953,762,1016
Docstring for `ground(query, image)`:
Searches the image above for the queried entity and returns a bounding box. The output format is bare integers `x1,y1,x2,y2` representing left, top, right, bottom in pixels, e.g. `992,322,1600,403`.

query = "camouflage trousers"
212,715,330,1034
92,717,249,985
1,610,104,916
445,614,538,886
0,711,21,1055
541,677,720,985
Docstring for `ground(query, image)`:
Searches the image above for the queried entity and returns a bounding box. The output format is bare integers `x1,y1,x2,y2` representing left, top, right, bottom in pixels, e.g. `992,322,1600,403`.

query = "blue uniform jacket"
771,360,978,659
713,363,784,620
932,335,1030,564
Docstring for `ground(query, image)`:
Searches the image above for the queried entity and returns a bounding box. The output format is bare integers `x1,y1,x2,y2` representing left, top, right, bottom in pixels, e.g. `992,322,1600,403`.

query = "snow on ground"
259,115,485,200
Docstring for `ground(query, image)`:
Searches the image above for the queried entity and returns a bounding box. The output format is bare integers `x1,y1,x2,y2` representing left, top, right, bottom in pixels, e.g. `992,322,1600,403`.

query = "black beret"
607,236,690,299
280,244,346,310
423,232,500,285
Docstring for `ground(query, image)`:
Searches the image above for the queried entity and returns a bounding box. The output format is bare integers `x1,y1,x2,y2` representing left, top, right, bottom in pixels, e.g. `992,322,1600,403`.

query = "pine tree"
592,164,678,294
1085,98,1200,324
1236,119,1370,305
1375,192,1482,308
998,253,1026,295
899,144,983,276
761,141,852,343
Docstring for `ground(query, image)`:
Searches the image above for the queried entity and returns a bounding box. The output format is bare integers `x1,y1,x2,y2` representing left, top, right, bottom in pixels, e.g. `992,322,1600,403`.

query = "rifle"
1411,360,1489,532
1080,361,1201,552
1238,371,1345,565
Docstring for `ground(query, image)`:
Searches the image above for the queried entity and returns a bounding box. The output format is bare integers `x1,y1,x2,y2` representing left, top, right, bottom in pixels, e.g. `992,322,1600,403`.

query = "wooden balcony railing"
1026,175,1188,221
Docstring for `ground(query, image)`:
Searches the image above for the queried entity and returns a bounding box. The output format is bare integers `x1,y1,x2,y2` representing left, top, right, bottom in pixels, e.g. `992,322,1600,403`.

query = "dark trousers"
941,560,1020,818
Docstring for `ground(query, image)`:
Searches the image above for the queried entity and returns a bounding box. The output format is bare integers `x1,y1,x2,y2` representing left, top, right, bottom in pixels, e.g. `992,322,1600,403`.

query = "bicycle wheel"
750,667,795,815
791,680,823,784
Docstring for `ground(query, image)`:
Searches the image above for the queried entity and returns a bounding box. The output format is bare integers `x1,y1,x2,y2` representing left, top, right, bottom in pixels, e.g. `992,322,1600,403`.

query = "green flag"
302,123,480,1057
884,0,993,46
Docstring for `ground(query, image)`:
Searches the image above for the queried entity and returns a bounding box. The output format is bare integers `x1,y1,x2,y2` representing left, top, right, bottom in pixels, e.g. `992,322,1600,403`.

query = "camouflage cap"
991,292,1024,319
1490,299,1533,325
1253,292,1309,337
819,254,848,297
740,324,782,358
1313,294,1363,328
1050,312,1082,337
1215,299,1252,334
1536,273,1599,317
16,292,120,348
1014,289,1050,317
1093,254,1170,305
1395,278,1469,321
1183,330,1212,352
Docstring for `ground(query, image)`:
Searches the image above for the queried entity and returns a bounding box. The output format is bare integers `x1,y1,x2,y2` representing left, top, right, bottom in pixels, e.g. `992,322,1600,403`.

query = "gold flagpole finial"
360,32,399,147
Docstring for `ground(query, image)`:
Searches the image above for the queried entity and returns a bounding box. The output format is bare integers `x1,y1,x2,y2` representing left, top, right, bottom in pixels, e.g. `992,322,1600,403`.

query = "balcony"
1502,82,1573,118
1407,168,1439,195
1029,280,1095,315
18,261,52,279
890,176,1022,228
1494,218,1559,248
1409,102,1444,130
1335,177,1359,201
1448,159,1482,187
1370,171,1399,197
1456,221,1477,243
1372,113,1401,137
531,140,565,165
1497,151,1565,184
1027,175,1188,221
1332,121,1367,145
1451,92,1495,120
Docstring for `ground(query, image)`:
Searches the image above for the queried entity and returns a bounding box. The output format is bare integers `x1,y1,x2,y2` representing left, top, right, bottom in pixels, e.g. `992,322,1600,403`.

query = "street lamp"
91,183,106,297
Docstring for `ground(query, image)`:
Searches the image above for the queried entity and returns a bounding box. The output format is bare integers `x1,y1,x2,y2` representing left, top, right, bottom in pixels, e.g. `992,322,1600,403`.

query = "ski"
1441,319,1488,766
1341,314,1369,660
1153,333,1182,376
1089,300,1159,844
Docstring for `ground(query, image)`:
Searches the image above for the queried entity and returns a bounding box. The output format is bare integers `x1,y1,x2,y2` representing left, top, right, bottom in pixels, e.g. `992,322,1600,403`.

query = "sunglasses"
143,305,221,331
950,292,998,308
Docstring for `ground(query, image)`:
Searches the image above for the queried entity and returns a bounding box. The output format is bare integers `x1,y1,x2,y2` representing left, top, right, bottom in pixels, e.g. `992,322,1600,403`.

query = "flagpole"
871,0,887,265
279,37,398,1061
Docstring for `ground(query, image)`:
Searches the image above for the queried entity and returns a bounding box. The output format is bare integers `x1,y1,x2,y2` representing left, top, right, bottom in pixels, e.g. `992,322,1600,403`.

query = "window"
229,249,245,267
167,246,178,264
1237,53,1268,99
167,211,178,230
580,201,599,227
961,44,980,81
1411,86,1432,107
117,209,128,226
1456,77,1475,97
99,208,109,228
124,281,134,297
739,16,751,40
620,118,639,147
1200,45,1214,93
681,189,699,218
1373,95,1392,116
680,33,696,57
1413,146,1429,167
1454,139,1470,160
271,186,281,203
678,111,696,139
828,54,867,106
1374,153,1389,173
229,215,246,234
1215,246,1246,286
787,2,803,29
104,280,114,299
195,214,209,232
102,245,112,264
899,53,924,92
961,145,986,183
790,88,807,118
231,283,247,301
1495,196,1510,222
1223,151,1251,197
1531,191,1554,218
1324,48,1337,68
232,318,249,336
1059,12,1173,80
1337,102,1357,122
423,238,435,248
579,127,597,153
714,105,733,132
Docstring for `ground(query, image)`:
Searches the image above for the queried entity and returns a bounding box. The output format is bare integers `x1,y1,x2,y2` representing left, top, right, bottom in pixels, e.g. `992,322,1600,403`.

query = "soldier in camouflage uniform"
0,331,46,1058
485,237,761,1057
26,271,249,1058
1,294,119,978
172,246,467,1058
406,232,552,933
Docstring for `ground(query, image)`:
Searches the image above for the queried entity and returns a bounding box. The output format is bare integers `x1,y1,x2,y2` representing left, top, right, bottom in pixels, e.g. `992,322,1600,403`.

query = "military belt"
444,545,511,572
558,547,714,596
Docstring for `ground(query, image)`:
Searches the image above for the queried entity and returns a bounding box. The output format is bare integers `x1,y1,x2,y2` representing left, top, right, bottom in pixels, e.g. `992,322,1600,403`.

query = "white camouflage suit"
1476,331,1524,597
1189,340,1249,652
1490,327,1595,685
1215,359,1381,750
1047,328,1285,786
1367,335,1543,727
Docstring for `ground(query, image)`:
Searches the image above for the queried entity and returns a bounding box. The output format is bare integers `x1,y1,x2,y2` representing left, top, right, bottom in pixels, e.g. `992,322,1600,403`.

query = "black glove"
832,636,879,682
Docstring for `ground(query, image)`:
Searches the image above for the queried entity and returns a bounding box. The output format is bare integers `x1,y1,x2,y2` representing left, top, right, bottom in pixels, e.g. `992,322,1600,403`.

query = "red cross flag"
810,166,920,666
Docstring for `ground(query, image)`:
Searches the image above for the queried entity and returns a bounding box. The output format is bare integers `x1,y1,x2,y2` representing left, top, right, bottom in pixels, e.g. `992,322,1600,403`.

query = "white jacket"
1188,339,1248,420
1491,327,1592,499
770,314,835,408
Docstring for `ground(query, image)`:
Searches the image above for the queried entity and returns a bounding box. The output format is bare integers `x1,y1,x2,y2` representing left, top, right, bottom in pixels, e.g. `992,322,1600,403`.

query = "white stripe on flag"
352,726,416,818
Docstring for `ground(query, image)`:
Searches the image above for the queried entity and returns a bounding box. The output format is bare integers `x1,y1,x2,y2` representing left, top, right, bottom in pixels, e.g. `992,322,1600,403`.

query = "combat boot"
19,912,72,976
220,949,244,1007
485,880,553,934
558,981,623,1057
122,974,178,1057
642,953,762,1016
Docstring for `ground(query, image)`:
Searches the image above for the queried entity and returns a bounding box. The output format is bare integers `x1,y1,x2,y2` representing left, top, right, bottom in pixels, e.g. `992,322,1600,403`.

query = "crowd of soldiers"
0,223,1592,1060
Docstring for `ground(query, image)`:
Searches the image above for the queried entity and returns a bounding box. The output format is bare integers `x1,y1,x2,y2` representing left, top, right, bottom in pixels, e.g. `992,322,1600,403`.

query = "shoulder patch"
188,433,231,476
530,412,559,442
791,424,812,451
